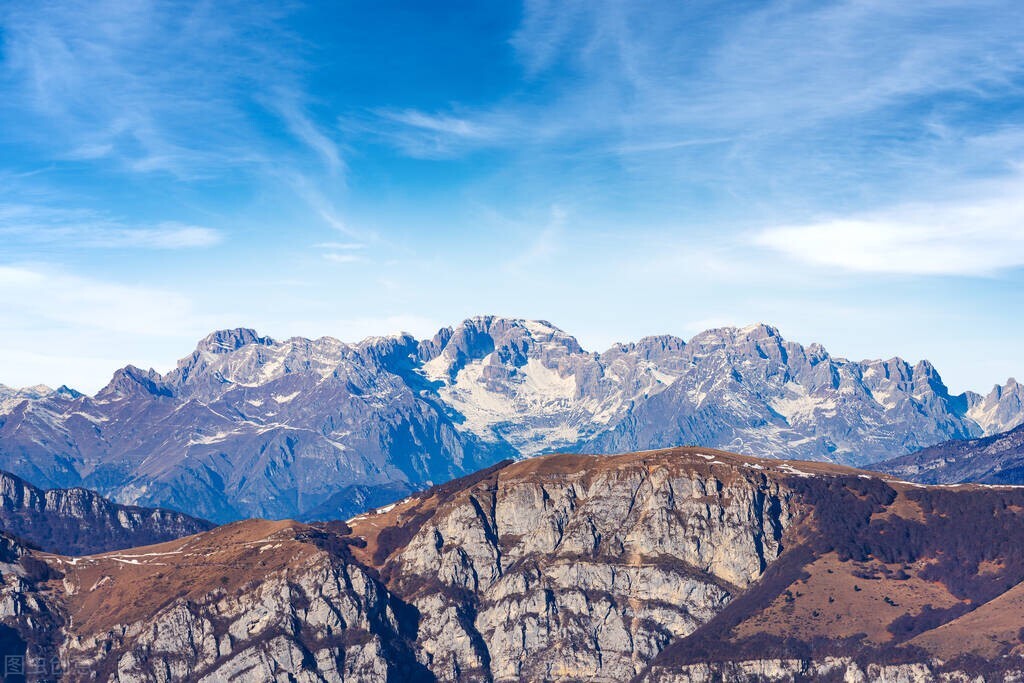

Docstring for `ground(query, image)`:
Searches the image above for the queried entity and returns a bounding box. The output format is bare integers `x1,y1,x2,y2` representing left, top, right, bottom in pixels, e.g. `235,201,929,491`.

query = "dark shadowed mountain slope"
0,469,213,555
870,422,1024,485
1,316,1021,522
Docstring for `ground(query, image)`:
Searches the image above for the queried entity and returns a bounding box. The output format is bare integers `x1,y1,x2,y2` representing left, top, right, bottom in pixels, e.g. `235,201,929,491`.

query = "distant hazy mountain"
0,316,1019,522
872,422,1024,485
0,469,212,555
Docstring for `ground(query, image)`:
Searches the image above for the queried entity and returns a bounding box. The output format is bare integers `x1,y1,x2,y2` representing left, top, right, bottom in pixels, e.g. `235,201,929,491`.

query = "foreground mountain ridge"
1,315,1020,522
4,447,1024,681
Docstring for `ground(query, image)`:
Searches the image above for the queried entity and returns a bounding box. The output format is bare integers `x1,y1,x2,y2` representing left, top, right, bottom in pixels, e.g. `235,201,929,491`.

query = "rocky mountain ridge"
0,469,213,555
4,448,1024,681
872,421,1024,485
0,316,1020,522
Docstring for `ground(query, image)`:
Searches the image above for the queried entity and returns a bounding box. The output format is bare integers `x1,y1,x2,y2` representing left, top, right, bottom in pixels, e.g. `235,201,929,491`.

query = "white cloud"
755,183,1024,275
0,264,227,391
500,205,567,273
315,241,365,250
323,252,360,264
373,0,1024,184
284,173,367,239
382,110,497,140
316,238,367,265
510,0,592,77
0,265,203,335
369,108,513,158
110,224,223,249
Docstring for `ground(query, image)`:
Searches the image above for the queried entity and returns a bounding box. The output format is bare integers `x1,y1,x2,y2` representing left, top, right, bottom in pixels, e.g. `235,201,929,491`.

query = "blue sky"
1,0,1024,394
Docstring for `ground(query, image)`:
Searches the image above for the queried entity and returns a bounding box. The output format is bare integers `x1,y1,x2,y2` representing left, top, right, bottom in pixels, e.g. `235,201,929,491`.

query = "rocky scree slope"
5,448,1024,681
1,317,1020,522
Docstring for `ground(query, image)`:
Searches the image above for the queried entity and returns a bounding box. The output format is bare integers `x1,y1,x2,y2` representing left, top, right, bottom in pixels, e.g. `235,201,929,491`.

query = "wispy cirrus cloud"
374,109,505,157
0,204,222,249
323,252,361,264
511,0,1024,132
382,110,499,140
509,0,594,78
313,239,366,265
282,172,368,240
489,204,567,274
0,0,339,180
755,176,1024,276
265,94,346,176
67,223,221,249
375,0,1024,191
314,242,365,251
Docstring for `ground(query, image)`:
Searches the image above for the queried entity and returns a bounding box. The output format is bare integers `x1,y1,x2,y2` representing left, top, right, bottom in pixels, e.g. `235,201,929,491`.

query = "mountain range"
873,421,1024,485
1,316,1020,522
0,469,212,555
4,448,1024,681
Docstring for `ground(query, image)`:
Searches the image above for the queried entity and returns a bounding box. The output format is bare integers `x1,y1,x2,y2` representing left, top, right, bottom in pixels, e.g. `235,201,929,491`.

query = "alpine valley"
1,316,1020,523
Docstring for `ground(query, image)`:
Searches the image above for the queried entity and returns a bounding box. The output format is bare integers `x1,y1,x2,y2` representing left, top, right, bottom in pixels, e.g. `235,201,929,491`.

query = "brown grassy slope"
44,519,324,633
907,578,1024,659
649,469,1024,670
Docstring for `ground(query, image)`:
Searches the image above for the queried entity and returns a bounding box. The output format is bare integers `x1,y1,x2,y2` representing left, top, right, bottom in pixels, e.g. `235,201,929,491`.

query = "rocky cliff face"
4,448,1023,682
53,520,430,682
966,377,1024,436
0,470,213,555
639,658,1002,682
0,530,66,680
359,453,793,682
0,316,1019,522
0,520,431,682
